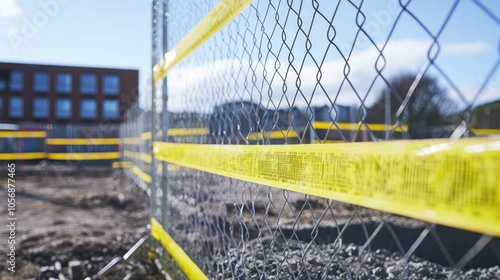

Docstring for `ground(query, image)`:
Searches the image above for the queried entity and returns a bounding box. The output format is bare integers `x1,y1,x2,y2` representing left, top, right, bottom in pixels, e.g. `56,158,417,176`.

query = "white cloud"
0,0,21,19
442,41,492,56
166,39,492,112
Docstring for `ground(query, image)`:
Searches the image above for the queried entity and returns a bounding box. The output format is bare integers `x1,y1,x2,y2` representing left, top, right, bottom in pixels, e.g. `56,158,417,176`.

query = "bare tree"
368,72,456,138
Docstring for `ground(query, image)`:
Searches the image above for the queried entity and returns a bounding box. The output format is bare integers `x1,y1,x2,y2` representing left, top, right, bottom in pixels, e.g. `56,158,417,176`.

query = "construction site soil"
0,163,160,280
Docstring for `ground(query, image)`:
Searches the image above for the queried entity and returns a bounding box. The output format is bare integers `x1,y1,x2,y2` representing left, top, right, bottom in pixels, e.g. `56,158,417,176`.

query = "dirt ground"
0,162,158,280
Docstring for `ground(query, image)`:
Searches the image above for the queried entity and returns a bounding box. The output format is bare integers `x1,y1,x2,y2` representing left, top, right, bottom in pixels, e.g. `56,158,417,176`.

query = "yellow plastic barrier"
154,139,500,236
151,218,208,280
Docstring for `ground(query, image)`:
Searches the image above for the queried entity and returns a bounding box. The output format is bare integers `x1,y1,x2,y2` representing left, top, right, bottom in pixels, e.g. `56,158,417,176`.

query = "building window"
103,100,119,119
56,99,72,119
9,96,23,117
80,73,97,94
34,71,50,92
10,71,23,91
81,99,97,119
56,73,72,93
0,69,8,91
33,98,50,118
103,74,119,94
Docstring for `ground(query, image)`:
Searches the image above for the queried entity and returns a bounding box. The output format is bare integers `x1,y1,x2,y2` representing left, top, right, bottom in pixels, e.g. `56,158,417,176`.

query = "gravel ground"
214,237,500,279
0,163,162,280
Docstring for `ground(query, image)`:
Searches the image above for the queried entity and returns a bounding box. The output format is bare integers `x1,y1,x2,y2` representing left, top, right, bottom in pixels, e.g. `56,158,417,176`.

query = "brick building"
0,62,138,124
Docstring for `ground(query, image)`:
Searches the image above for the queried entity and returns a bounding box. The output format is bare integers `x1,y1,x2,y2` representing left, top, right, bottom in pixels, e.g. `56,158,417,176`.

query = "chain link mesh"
123,0,500,278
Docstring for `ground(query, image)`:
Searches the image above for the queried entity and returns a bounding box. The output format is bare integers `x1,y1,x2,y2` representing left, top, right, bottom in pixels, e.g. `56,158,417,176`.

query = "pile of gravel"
211,238,500,279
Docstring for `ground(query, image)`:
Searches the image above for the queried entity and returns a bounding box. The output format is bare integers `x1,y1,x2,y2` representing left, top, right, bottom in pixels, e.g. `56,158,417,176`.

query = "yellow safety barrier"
0,131,47,138
248,130,298,141
153,0,253,84
313,121,408,132
47,152,120,160
0,152,46,160
151,218,208,280
46,138,120,145
153,139,500,236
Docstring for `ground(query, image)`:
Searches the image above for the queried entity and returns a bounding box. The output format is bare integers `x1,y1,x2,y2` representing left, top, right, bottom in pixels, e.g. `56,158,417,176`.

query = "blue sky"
0,0,499,113
0,0,151,107
164,0,499,113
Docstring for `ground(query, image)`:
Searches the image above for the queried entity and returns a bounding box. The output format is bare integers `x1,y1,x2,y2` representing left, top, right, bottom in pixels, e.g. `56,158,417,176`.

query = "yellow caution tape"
314,121,408,132
47,152,120,160
132,165,152,183
141,131,152,140
248,130,298,141
46,138,120,145
471,128,500,136
112,161,133,168
151,218,208,280
124,150,152,164
0,131,46,138
168,128,209,136
153,0,253,84
0,152,46,160
154,139,500,236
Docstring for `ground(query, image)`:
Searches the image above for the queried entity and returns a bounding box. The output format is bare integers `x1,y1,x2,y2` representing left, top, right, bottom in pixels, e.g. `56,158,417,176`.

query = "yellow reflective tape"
151,218,208,280
154,139,500,236
46,138,120,145
0,131,46,138
141,152,152,164
47,152,120,160
313,122,408,132
471,128,500,136
113,161,133,168
132,165,151,183
153,0,253,84
0,152,46,160
124,137,142,145
168,128,209,136
141,132,152,140
248,130,298,141
124,150,152,164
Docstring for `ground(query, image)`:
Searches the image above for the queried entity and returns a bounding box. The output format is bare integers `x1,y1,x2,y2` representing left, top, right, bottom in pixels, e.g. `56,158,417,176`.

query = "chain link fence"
123,0,500,279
